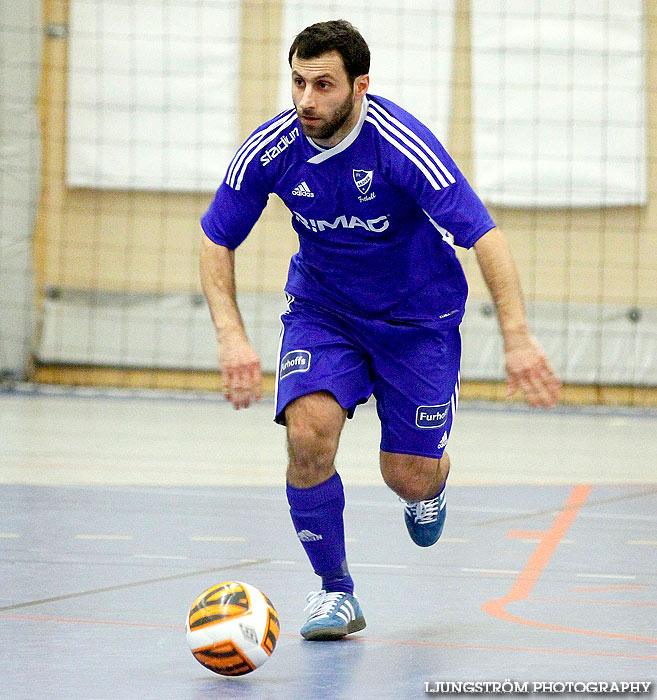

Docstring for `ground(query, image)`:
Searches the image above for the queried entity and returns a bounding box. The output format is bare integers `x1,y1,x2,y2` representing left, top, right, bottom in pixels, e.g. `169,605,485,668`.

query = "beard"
297,91,356,141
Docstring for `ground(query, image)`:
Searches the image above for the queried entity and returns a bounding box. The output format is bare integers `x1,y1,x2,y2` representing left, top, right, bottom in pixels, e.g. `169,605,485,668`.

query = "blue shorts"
274,295,461,459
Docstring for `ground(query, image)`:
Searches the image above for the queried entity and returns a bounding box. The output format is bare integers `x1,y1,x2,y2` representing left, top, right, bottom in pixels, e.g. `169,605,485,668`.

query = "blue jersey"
201,94,495,327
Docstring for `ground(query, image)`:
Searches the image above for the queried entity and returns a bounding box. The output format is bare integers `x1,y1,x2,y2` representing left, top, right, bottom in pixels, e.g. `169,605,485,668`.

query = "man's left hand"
504,332,561,408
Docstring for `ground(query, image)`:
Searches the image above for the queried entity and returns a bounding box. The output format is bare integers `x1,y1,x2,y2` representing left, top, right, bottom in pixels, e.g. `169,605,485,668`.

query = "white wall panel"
67,0,240,191
0,0,40,377
472,0,646,207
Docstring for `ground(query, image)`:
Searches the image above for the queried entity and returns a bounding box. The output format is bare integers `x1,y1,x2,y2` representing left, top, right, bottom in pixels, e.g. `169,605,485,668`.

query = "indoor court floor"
1,386,656,699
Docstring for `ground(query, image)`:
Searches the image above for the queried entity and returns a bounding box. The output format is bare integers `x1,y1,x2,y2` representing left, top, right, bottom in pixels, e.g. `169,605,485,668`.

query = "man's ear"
353,74,370,99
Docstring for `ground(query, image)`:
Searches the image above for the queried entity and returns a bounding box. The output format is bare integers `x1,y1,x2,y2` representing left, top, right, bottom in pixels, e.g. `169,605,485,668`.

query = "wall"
33,0,657,400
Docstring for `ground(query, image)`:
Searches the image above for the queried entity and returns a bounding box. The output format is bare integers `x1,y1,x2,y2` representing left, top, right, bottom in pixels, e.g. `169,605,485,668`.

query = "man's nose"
298,85,315,111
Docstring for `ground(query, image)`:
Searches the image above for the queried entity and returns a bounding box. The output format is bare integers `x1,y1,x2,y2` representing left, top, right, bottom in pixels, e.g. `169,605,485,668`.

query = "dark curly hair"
288,19,370,84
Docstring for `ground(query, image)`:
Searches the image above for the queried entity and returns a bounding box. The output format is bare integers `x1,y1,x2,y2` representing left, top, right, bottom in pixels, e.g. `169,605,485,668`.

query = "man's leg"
286,391,345,487
379,450,450,503
285,391,366,640
286,390,351,592
380,451,451,547
367,323,460,547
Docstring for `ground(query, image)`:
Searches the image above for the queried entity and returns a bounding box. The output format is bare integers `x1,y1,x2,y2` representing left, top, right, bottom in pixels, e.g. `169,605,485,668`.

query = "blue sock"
286,472,354,595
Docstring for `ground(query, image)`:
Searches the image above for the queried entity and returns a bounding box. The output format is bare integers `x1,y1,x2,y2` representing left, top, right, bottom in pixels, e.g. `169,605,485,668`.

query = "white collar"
306,96,369,164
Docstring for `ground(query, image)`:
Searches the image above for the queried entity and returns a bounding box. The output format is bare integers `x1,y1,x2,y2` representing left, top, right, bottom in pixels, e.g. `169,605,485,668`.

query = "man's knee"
380,451,450,502
285,392,346,487
287,418,337,466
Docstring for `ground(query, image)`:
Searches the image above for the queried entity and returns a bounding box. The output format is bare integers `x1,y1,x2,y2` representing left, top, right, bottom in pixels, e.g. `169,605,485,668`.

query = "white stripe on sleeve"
365,116,443,190
225,109,295,189
231,112,298,190
369,102,456,185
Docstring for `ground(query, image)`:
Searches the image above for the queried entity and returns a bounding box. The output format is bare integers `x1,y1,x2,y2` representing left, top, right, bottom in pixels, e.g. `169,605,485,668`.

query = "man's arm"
473,227,561,408
199,234,262,409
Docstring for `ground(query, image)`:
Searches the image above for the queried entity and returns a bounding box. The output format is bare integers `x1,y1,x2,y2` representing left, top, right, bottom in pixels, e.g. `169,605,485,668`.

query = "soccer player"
200,20,561,641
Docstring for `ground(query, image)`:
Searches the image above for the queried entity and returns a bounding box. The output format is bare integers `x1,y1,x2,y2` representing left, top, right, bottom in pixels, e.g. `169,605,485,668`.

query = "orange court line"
482,602,657,644
482,484,657,644
508,485,592,601
1,612,655,660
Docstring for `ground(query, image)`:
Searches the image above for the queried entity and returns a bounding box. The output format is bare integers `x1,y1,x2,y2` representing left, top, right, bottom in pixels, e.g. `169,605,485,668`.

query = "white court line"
76,534,133,541
233,559,408,568
441,537,470,543
628,540,657,546
0,533,20,538
189,536,247,542
576,573,636,580
452,505,529,515
462,567,521,575
134,554,187,560
580,513,657,522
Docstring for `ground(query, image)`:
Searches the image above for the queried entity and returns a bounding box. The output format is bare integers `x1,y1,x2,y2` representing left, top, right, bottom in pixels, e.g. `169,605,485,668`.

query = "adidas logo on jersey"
292,181,315,197
437,432,449,450
297,529,323,542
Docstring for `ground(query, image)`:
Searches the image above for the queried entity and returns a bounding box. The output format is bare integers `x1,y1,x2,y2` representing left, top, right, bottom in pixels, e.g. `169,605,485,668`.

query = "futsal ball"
186,581,279,676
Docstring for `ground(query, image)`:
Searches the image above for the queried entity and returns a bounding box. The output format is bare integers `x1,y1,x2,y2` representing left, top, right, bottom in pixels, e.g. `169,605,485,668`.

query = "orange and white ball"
186,581,279,676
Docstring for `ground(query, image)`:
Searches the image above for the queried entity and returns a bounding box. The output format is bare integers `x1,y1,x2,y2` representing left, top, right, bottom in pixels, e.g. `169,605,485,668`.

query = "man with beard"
200,20,560,641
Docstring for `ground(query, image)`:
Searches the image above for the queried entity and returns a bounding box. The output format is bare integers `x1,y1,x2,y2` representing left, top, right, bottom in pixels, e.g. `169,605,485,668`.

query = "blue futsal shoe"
403,490,447,547
300,590,366,641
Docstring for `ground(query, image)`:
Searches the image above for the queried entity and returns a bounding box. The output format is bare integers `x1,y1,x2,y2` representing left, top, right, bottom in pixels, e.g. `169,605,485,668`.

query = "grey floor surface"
1,388,656,699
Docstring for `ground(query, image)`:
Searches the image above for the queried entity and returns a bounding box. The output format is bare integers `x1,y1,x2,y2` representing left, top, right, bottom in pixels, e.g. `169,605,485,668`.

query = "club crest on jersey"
416,403,451,429
353,169,373,195
280,350,311,380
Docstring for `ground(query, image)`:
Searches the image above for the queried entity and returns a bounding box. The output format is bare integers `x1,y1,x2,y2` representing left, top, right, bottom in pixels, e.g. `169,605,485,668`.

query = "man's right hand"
219,335,263,410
